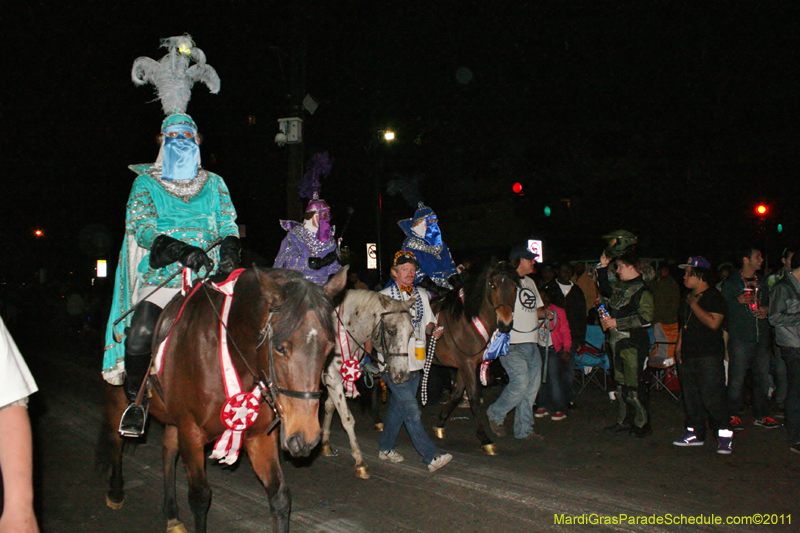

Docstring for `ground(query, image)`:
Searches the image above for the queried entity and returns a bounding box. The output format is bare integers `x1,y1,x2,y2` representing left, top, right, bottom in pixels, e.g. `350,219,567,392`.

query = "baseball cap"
679,256,711,270
509,244,539,262
392,250,419,268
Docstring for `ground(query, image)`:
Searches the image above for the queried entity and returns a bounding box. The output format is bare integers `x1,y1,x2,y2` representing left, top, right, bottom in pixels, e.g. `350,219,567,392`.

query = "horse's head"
374,294,415,384
255,266,347,457
487,260,519,334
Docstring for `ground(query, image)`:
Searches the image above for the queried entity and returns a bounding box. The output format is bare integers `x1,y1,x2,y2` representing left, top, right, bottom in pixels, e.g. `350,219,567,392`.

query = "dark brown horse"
430,260,518,454
105,266,347,533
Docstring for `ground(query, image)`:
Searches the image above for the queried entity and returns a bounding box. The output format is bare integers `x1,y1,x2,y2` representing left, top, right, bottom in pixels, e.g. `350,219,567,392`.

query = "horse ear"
404,296,416,309
253,265,281,304
323,265,349,299
378,293,392,309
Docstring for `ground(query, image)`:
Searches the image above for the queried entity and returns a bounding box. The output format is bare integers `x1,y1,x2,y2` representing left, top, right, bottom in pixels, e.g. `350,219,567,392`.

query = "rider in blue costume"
103,35,241,437
398,202,459,294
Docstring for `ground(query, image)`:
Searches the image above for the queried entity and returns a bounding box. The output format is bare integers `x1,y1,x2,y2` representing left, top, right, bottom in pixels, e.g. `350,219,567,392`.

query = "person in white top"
377,250,452,472
486,244,550,440
0,316,40,533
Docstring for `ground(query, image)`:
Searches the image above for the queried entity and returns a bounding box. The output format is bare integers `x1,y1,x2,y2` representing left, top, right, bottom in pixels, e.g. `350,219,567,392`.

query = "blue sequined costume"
273,221,341,286
102,164,238,384
398,203,458,290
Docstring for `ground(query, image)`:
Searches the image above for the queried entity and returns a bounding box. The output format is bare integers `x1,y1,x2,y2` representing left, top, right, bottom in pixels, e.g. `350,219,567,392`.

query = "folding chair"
646,323,681,401
574,325,611,395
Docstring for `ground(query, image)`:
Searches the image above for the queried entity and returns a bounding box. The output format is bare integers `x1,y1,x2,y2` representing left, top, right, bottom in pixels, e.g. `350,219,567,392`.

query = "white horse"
320,289,415,479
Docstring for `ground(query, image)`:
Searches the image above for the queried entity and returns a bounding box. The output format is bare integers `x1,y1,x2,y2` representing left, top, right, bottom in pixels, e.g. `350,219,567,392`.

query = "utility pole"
286,0,306,221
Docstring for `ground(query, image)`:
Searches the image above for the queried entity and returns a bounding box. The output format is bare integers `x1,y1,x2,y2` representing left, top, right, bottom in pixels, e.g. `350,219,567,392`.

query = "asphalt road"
17,333,800,533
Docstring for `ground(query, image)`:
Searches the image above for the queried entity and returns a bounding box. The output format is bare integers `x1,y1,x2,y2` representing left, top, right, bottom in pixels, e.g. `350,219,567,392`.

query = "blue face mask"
162,125,200,181
424,216,442,246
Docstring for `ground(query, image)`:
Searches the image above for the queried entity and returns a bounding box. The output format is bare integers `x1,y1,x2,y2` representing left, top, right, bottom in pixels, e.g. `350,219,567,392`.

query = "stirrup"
119,403,149,437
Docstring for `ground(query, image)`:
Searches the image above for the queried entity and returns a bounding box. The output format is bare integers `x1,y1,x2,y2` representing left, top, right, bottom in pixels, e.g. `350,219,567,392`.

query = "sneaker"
427,453,452,472
673,429,705,447
488,418,507,437
754,416,781,429
520,431,544,441
729,416,744,431
550,411,567,421
377,449,405,463
790,443,800,454
534,407,550,418
717,436,733,455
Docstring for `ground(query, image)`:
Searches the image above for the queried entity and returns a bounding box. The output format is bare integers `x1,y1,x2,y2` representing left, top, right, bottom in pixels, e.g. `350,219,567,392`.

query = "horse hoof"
433,426,446,439
320,443,335,456
354,465,371,479
105,494,124,510
481,443,498,455
167,519,189,533
373,422,384,432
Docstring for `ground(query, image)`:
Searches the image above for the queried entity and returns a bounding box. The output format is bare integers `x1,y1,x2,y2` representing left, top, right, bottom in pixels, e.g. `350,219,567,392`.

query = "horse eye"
274,344,287,356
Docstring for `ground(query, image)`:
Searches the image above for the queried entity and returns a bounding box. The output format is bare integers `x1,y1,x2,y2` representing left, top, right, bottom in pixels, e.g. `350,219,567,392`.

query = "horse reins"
197,281,322,434
333,306,411,371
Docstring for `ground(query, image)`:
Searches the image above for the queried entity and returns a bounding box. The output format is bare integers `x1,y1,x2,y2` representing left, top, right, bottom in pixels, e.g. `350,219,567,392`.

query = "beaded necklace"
390,281,424,330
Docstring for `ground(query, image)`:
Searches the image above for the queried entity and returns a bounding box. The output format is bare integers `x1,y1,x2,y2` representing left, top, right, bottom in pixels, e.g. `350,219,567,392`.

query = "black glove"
416,275,440,294
218,236,241,275
308,251,339,270
448,273,464,290
149,235,213,272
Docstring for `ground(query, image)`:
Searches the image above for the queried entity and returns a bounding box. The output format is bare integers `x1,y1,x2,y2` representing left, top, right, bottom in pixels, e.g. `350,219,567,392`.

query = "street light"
374,130,396,283
383,130,395,141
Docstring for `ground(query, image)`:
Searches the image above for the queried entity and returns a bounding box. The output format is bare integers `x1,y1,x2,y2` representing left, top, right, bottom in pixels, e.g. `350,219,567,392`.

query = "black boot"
118,301,161,437
605,386,634,434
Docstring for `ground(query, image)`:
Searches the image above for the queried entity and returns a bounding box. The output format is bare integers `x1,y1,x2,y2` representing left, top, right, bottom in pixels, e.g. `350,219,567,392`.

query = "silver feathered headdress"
131,34,220,115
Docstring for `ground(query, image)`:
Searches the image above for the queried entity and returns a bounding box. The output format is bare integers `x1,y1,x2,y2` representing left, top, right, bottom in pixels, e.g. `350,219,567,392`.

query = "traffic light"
512,182,523,195
543,206,551,217
777,223,784,233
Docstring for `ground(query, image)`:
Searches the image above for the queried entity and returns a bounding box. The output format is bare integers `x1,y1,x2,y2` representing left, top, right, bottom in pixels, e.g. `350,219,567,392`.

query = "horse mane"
340,289,386,318
268,270,335,345
438,260,519,321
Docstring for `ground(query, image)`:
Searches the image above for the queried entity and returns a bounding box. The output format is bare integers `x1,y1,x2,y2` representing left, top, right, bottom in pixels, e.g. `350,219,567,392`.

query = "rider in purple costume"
273,193,341,285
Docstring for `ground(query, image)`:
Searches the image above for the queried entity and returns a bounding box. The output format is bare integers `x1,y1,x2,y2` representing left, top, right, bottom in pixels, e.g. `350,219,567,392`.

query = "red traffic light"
755,204,768,216
512,182,523,194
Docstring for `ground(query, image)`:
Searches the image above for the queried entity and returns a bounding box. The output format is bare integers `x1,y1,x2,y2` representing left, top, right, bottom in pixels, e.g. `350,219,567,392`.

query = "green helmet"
602,229,637,258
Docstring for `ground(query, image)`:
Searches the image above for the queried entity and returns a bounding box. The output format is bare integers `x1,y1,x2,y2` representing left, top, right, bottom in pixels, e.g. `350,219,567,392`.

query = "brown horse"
430,260,518,454
105,266,347,533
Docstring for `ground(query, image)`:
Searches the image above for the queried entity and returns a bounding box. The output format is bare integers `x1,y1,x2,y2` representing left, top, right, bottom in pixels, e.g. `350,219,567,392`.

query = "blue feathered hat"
397,202,435,235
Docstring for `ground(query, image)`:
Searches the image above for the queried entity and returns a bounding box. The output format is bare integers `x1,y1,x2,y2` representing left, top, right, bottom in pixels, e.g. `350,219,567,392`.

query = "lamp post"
373,129,395,284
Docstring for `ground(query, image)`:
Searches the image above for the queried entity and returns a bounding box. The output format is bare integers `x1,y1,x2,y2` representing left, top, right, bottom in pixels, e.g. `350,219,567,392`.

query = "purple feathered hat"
299,152,332,214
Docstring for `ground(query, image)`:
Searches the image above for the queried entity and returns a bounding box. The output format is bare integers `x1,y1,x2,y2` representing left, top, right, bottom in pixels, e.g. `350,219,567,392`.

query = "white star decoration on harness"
341,358,362,384
220,392,260,431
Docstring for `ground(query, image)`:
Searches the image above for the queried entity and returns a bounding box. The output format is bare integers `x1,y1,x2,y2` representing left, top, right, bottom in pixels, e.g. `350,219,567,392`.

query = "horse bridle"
442,274,517,358
199,283,323,435
333,306,411,372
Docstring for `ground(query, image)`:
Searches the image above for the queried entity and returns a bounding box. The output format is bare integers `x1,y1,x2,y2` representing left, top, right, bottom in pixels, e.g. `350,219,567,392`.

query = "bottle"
597,304,611,332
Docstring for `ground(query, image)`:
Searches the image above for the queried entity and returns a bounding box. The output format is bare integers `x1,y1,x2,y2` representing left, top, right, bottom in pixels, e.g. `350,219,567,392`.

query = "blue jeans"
379,371,438,465
537,346,573,413
727,336,772,420
487,343,542,438
779,347,800,445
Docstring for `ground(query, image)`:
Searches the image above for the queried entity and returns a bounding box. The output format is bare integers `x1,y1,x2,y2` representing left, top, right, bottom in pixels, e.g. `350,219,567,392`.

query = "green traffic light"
777,223,783,233
544,206,551,217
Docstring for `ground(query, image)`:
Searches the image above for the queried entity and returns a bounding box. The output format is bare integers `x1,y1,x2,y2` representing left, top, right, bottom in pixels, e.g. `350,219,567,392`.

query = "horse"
319,289,415,479
429,260,518,455
104,266,348,533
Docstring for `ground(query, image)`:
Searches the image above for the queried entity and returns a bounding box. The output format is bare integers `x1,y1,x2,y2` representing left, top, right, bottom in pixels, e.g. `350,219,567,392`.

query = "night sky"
3,1,800,287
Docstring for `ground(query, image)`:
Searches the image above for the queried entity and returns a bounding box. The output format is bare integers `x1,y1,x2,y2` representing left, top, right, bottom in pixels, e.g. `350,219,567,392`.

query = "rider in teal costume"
103,35,240,437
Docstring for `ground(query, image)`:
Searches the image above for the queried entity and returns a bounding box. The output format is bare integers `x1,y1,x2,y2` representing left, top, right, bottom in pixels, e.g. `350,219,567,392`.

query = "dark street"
18,332,799,533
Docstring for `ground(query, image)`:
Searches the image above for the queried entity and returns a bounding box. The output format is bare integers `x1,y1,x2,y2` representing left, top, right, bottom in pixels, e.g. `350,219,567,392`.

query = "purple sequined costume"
273,220,341,286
